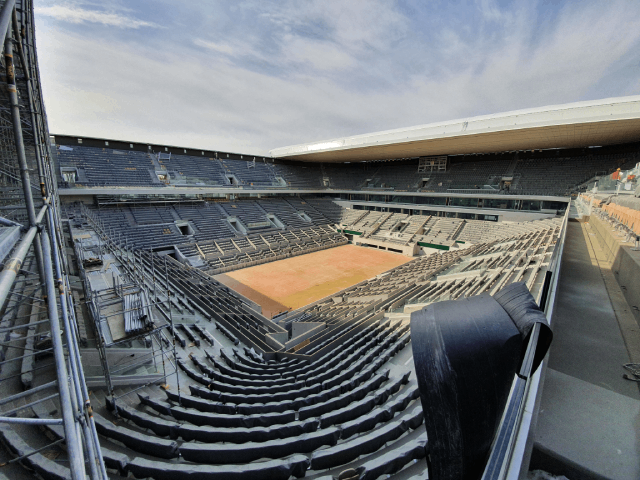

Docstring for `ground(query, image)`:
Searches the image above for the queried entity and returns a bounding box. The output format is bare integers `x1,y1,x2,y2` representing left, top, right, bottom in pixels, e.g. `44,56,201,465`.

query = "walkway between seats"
532,221,640,480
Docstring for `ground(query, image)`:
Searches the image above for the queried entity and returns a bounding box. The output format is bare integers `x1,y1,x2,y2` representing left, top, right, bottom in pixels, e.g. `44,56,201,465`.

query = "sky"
34,0,640,156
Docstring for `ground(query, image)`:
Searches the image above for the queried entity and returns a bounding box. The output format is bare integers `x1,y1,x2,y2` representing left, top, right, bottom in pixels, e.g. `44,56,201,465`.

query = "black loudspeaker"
410,282,552,480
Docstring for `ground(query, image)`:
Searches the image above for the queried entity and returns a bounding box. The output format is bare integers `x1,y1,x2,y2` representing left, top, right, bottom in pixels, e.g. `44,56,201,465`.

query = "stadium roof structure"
270,95,640,163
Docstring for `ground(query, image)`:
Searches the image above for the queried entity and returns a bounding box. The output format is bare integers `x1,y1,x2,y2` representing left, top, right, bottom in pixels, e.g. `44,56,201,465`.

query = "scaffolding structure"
75,204,181,414
0,1,106,478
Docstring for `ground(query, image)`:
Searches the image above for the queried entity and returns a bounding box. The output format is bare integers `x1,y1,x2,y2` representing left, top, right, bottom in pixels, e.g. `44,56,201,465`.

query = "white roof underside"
270,96,640,163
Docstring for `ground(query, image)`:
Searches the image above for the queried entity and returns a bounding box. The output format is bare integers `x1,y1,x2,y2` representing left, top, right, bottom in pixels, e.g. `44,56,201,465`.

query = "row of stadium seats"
76,314,424,480
56,143,639,196
338,210,562,247
196,227,347,275
5,212,562,480
73,197,336,251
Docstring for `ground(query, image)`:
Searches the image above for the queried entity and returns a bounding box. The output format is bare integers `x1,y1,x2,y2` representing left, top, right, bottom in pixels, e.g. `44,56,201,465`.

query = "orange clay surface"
215,245,411,318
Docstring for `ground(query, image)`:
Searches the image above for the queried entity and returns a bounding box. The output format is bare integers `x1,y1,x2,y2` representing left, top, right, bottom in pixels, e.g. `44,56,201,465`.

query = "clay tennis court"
215,245,411,318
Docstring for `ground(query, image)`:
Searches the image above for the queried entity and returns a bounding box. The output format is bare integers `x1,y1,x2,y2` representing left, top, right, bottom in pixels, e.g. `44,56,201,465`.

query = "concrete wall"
588,215,640,323
264,333,286,351
285,323,326,351
61,194,95,204
353,237,415,256
335,200,559,222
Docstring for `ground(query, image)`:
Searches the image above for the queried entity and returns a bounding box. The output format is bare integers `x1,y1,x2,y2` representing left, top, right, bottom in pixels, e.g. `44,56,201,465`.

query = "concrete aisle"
532,221,640,480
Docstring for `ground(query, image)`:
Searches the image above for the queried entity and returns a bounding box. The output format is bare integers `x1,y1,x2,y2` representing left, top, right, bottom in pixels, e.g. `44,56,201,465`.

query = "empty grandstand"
55,138,639,198
1,3,639,480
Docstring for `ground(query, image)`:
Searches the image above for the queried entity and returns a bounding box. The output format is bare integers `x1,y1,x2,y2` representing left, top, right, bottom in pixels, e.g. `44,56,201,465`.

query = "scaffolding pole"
41,233,85,479
0,1,107,477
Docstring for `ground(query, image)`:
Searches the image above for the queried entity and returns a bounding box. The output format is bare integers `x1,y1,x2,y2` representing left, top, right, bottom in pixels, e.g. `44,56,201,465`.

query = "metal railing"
0,1,105,478
75,204,181,413
481,202,570,480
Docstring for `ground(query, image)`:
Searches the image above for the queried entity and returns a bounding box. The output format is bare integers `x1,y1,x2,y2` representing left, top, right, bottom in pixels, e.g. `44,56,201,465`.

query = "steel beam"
46,206,107,479
0,416,63,425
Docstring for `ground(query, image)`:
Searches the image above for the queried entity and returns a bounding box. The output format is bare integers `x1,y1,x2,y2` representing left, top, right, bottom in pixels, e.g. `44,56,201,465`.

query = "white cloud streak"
35,5,156,29
35,0,640,155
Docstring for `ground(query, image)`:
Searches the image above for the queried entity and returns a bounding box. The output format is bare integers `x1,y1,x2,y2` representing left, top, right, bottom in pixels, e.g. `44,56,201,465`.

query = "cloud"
35,0,640,155
35,5,157,29
281,37,354,71
193,39,236,56
257,0,409,52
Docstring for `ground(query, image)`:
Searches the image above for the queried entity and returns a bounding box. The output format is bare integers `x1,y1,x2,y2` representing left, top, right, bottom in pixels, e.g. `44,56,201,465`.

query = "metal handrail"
481,202,570,480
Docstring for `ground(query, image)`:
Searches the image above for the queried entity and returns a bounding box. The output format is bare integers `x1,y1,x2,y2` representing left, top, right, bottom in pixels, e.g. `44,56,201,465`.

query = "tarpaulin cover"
225,348,296,377
493,282,553,374
356,432,428,480
215,322,239,345
320,355,368,390
306,342,371,387
189,384,221,401
295,341,361,382
170,405,295,428
33,403,134,477
99,445,130,476
0,424,70,480
402,403,425,430
178,418,319,443
370,381,397,406
339,403,394,440
177,358,212,387
195,354,296,390
206,355,295,386
190,355,216,377
208,375,306,396
319,396,376,428
410,289,527,480
165,390,237,415
208,352,281,381
173,330,186,348
235,400,298,415
190,382,325,410
193,324,216,346
126,454,310,480
293,382,341,410
106,399,180,439
137,393,173,416
299,373,387,420
243,346,265,363
181,324,200,347
93,412,179,459
352,371,390,401
179,426,340,464
234,348,286,370
386,385,420,415
310,419,409,470
369,372,405,405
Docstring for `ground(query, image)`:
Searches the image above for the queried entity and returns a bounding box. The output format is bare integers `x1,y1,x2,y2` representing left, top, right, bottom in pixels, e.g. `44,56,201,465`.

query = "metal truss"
0,1,106,478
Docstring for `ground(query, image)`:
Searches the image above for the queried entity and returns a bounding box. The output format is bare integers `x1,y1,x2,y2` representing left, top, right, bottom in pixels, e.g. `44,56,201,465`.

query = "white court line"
404,356,414,365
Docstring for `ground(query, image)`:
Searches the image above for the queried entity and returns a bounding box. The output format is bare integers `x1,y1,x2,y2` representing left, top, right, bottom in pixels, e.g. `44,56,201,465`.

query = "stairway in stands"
504,156,519,177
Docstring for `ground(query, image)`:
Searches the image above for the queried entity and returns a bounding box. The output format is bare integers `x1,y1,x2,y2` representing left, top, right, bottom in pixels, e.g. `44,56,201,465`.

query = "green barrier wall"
418,242,450,251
